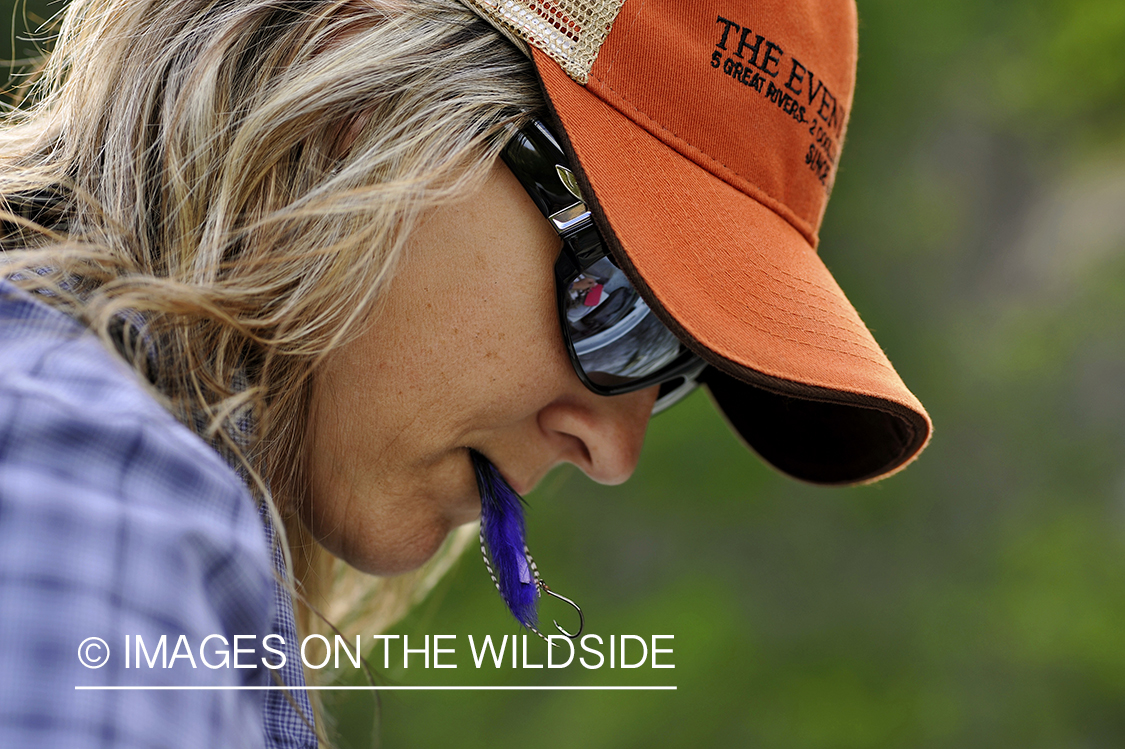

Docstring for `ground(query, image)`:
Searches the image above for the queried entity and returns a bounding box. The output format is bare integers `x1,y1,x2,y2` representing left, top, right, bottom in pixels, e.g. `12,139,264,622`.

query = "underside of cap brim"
533,51,932,484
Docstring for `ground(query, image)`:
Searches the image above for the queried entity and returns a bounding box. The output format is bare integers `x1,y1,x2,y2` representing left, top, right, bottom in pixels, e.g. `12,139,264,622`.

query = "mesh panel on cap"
460,0,624,84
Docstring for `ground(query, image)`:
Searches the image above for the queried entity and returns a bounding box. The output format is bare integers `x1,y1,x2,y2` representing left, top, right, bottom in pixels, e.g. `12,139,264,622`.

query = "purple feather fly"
470,449,539,629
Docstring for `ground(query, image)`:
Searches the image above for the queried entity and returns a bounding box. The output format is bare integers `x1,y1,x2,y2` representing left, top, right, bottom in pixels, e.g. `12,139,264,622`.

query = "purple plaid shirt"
0,279,317,748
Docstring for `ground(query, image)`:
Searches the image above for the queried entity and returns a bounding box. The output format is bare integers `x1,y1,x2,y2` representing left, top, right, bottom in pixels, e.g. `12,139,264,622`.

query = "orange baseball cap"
461,0,932,484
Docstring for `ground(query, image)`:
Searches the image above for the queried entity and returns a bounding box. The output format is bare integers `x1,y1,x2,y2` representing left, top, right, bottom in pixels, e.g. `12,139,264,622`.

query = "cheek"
299,290,562,576
296,161,569,574
299,320,565,575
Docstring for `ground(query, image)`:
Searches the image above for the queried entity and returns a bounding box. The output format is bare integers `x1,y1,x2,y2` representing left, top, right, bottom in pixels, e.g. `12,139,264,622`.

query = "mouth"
467,448,532,497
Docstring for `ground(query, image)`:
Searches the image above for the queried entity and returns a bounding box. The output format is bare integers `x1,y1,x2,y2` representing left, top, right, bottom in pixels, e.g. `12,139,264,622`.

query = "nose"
536,384,659,485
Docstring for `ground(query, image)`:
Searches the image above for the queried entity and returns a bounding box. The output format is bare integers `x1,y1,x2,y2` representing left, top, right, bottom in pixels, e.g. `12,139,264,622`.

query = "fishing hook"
538,580,584,639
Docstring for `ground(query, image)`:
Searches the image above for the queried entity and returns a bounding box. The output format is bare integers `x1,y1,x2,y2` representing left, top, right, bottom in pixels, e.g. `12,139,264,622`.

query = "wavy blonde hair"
0,0,540,727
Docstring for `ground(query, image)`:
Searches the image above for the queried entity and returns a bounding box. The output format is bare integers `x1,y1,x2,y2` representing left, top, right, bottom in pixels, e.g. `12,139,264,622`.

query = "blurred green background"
5,1,1124,747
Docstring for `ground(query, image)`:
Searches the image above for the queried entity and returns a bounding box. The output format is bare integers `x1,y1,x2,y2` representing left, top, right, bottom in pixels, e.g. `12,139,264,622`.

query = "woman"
0,0,931,747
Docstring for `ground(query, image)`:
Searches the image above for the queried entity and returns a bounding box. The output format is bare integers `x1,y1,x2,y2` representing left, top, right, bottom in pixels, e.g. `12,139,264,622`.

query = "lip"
493,463,532,497
473,449,533,497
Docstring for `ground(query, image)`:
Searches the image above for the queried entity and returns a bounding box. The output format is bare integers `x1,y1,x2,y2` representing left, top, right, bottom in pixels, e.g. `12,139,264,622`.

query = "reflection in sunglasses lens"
564,259,683,385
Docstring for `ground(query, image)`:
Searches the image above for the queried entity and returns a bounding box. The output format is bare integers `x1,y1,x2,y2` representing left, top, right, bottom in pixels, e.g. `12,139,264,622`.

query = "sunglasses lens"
562,257,687,387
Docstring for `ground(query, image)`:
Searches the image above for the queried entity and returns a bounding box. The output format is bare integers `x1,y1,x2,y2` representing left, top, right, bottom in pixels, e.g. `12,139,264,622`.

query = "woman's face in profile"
304,161,659,575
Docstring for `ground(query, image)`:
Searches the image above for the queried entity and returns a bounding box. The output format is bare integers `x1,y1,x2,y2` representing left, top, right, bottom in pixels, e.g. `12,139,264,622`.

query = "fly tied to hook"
472,450,586,644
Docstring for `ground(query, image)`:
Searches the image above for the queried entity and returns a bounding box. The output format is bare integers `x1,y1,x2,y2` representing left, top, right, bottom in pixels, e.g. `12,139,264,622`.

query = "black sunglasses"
501,119,706,414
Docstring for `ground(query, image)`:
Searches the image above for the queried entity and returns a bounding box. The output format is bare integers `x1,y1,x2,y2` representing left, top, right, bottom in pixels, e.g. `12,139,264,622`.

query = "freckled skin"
304,162,658,575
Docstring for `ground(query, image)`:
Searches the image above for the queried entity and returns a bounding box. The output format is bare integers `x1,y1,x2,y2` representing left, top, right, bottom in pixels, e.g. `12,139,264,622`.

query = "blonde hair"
0,0,540,728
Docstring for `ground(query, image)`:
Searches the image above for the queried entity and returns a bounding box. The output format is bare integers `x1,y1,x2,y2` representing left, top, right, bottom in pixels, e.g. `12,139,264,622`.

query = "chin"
301,471,479,575
333,518,456,577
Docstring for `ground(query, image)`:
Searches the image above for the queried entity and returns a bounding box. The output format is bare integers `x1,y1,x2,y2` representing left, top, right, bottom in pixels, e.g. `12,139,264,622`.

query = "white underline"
75,685,676,691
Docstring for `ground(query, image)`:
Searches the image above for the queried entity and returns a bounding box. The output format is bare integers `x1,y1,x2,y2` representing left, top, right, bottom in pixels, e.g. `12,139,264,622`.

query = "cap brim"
532,50,931,484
